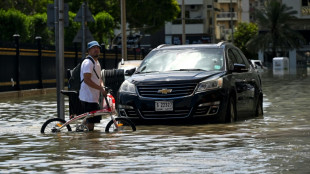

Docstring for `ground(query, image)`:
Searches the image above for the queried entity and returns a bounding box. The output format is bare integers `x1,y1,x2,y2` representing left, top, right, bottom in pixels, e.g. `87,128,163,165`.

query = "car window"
137,48,224,73
238,49,251,68
231,49,245,65
228,49,236,63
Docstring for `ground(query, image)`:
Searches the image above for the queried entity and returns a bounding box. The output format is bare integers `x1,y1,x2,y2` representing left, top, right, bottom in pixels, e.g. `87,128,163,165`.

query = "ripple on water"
0,75,310,173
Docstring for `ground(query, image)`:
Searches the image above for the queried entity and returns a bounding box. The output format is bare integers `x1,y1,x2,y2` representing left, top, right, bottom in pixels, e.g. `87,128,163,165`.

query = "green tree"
64,11,81,47
30,13,54,45
0,0,53,15
89,12,115,45
126,0,180,33
68,0,179,33
234,22,258,59
0,0,180,46
0,9,30,43
247,0,305,58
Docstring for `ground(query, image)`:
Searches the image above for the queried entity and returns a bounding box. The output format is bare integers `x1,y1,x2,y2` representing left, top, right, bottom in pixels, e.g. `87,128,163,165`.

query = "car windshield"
137,48,224,73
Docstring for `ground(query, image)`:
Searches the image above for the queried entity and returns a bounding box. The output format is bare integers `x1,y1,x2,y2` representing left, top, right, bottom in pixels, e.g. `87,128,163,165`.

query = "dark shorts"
81,101,101,123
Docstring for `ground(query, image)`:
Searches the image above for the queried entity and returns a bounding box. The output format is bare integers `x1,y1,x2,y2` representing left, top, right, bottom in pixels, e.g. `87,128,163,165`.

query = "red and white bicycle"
40,90,136,134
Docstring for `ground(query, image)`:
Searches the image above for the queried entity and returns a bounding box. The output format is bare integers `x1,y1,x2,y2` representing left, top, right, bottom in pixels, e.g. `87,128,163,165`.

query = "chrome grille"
137,82,197,98
140,109,192,119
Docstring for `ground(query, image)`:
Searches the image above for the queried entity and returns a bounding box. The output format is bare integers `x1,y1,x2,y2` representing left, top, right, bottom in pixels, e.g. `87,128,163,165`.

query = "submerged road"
0,72,309,173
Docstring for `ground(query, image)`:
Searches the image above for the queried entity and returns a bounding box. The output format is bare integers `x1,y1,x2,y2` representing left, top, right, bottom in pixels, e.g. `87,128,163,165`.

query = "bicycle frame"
56,107,117,131
50,90,120,132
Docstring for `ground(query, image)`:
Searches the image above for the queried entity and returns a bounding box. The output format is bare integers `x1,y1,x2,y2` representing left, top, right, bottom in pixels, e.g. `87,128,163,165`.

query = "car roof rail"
156,44,172,49
216,41,229,47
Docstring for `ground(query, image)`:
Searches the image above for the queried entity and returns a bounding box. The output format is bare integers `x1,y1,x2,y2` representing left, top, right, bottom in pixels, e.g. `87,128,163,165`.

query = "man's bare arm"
83,73,107,96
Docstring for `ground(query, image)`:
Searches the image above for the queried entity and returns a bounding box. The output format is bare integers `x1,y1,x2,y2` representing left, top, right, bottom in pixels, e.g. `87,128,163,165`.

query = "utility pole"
230,0,234,43
55,0,65,119
212,0,215,43
182,0,186,44
121,0,127,60
82,2,86,59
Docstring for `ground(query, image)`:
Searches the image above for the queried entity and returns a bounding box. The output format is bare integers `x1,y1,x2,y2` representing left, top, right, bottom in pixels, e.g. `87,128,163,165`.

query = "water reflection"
0,73,309,173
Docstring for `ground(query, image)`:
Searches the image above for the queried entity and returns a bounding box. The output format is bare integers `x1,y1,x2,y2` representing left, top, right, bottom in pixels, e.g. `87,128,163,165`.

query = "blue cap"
87,41,101,50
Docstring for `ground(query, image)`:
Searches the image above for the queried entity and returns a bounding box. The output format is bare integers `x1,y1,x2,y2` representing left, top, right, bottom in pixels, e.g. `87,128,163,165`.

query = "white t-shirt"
79,56,102,103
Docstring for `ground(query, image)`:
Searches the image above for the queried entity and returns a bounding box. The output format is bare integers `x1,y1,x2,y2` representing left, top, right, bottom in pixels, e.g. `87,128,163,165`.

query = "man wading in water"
79,41,107,131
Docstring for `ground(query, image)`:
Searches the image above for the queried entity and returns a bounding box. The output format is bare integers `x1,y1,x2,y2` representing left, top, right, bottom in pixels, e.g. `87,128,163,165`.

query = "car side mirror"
125,67,136,76
233,63,248,72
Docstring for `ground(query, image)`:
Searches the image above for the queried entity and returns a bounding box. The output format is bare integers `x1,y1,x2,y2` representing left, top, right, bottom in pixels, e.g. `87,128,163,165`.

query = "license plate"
155,101,173,111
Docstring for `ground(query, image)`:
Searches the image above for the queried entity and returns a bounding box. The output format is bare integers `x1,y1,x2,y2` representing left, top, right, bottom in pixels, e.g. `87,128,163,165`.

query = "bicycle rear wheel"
41,118,72,134
105,117,136,133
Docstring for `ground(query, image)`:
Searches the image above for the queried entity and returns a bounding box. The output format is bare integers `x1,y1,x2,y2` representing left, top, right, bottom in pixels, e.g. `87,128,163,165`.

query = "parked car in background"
118,42,263,123
250,59,266,73
117,59,142,79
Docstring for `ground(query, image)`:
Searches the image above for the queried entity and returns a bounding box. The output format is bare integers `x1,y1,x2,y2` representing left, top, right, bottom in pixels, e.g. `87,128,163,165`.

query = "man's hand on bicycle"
100,87,107,97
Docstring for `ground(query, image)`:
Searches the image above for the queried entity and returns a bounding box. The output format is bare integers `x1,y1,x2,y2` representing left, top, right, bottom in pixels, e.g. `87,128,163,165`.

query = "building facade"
165,0,310,75
256,0,310,74
165,0,250,44
165,0,210,44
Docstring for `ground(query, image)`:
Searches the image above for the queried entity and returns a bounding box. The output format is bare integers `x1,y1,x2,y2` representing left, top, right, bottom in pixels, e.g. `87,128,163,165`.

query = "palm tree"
247,0,305,59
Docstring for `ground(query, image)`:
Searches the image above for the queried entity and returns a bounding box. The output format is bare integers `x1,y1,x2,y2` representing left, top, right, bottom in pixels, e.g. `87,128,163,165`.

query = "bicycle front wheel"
41,118,72,134
105,117,136,133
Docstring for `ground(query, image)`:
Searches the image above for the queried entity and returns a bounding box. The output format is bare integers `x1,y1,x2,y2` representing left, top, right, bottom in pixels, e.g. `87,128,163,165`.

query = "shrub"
0,9,30,43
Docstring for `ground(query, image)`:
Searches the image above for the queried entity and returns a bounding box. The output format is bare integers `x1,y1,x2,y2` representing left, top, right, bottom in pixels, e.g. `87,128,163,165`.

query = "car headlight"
119,80,137,94
196,78,223,93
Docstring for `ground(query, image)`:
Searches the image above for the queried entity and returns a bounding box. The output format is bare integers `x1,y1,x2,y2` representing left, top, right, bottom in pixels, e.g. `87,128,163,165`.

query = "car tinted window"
137,48,224,73
228,49,237,64
231,49,245,64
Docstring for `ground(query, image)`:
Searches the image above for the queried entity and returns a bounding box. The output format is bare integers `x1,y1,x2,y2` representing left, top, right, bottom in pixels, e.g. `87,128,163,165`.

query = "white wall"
177,0,203,5
241,0,250,22
165,23,204,34
282,0,310,19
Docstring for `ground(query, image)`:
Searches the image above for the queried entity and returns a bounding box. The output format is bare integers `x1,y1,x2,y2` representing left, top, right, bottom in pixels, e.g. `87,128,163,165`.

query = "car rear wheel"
255,96,263,117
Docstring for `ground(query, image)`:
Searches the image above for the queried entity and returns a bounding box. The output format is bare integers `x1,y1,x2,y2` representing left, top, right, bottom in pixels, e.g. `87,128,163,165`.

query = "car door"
227,48,247,117
231,48,256,117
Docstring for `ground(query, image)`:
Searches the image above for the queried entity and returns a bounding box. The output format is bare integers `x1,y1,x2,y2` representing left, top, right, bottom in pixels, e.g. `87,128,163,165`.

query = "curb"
0,88,56,100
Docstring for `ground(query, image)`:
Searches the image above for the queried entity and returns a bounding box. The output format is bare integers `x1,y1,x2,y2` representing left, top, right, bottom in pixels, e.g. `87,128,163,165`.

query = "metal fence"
0,40,146,92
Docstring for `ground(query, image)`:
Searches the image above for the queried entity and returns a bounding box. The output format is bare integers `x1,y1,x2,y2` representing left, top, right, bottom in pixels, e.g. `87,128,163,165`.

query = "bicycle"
40,90,136,134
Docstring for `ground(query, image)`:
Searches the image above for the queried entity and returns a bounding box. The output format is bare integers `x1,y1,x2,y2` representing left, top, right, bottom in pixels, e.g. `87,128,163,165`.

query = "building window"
301,0,310,15
302,0,310,6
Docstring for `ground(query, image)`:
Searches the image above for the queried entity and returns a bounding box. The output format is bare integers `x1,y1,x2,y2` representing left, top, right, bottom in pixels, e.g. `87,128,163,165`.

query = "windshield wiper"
173,68,205,71
135,71,159,74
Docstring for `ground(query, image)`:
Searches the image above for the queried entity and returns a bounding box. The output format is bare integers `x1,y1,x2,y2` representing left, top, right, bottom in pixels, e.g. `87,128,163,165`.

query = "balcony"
165,22,204,35
172,18,204,24
176,0,203,5
217,0,237,3
216,12,237,21
222,28,234,35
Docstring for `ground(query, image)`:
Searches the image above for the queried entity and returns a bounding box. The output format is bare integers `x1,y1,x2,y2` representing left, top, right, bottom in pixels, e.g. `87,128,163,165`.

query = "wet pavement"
0,72,309,173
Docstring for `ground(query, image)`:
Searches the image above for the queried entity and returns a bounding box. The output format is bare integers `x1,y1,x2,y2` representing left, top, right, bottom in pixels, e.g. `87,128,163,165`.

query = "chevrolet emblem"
158,88,172,94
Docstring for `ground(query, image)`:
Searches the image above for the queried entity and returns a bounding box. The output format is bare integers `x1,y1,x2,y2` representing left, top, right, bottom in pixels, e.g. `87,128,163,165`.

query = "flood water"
0,73,309,173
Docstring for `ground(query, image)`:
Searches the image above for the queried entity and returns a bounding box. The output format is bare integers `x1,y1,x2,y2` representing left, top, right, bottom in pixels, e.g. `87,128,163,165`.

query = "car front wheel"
226,97,237,123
